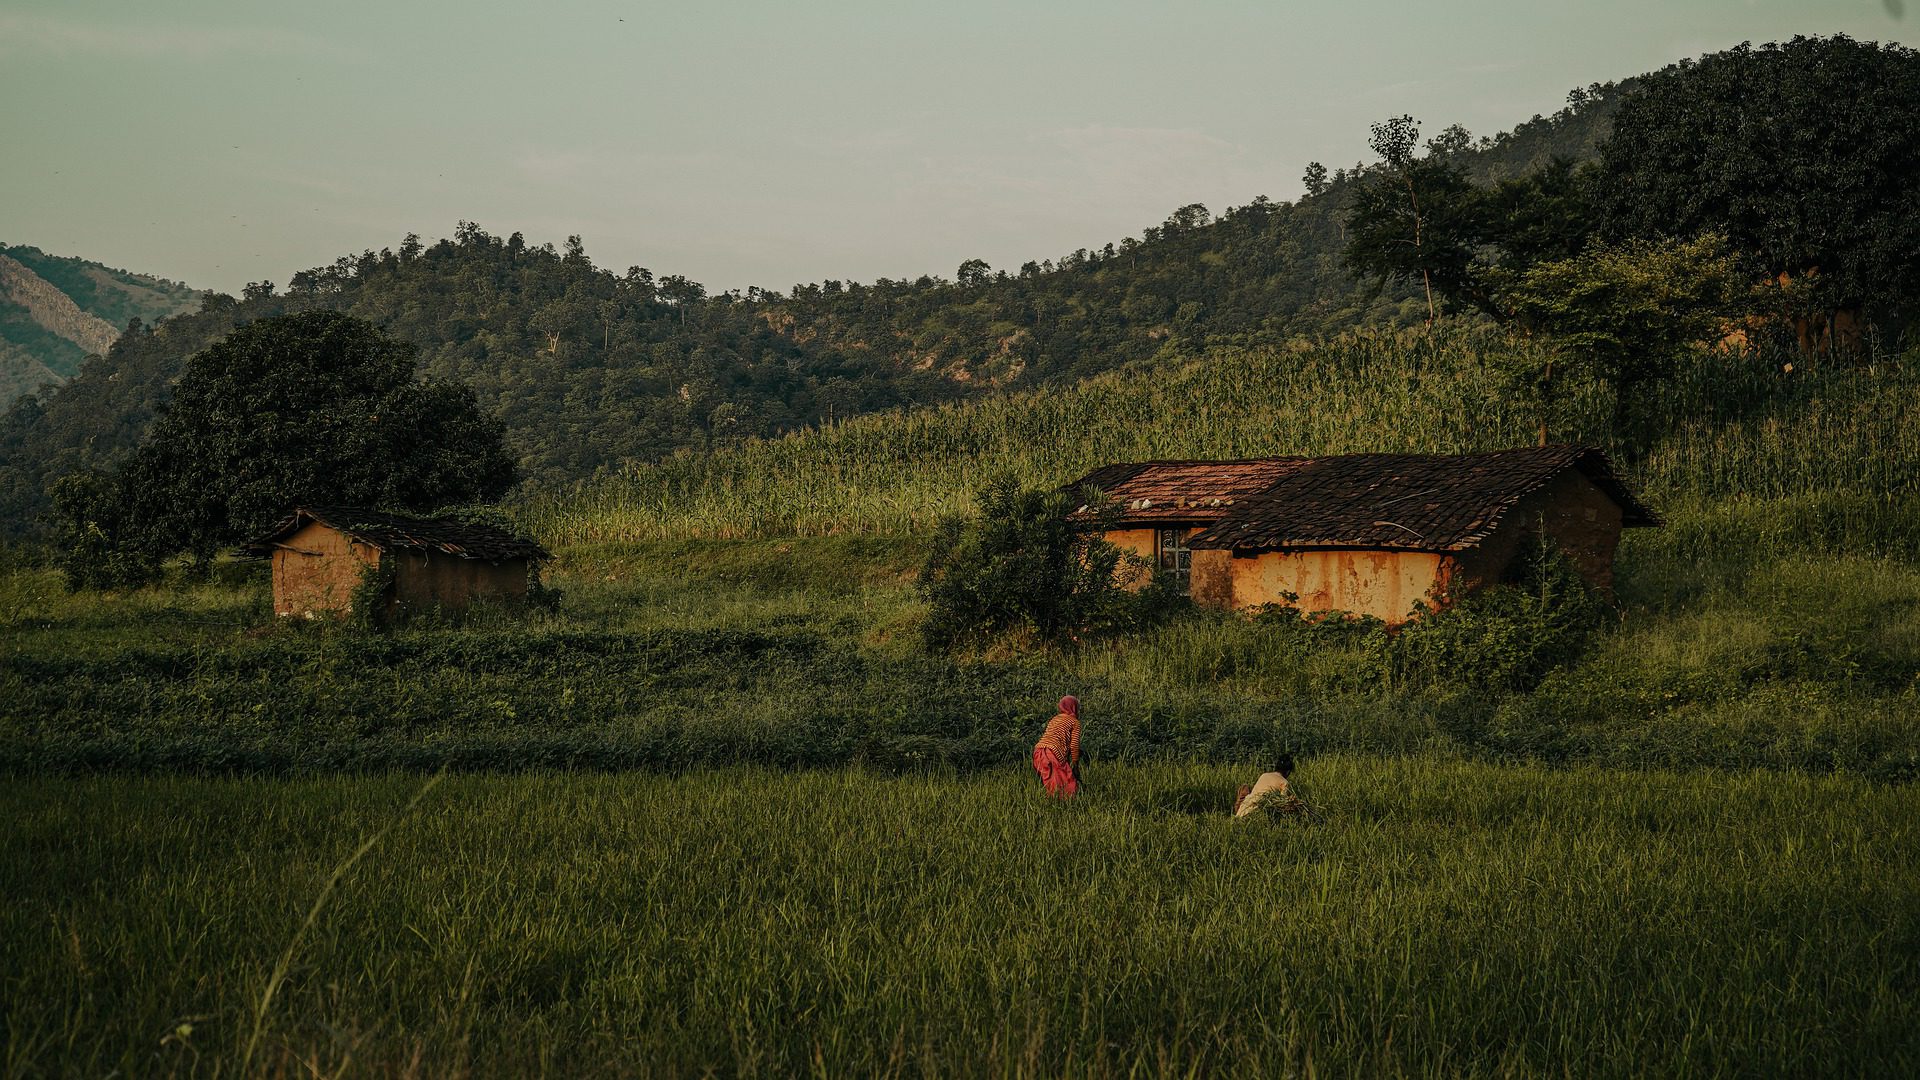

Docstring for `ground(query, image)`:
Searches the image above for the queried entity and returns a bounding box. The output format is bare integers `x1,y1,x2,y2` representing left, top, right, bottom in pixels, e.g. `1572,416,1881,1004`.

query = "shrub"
916,474,1162,651
1380,536,1609,692
48,470,160,591
349,559,398,629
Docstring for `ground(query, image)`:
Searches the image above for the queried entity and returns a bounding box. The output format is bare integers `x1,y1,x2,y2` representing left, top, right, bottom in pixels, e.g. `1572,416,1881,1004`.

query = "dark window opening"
1156,528,1191,593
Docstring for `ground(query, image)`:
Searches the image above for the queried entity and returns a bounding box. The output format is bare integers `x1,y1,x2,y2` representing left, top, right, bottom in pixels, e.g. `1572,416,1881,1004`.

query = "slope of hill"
0,244,201,405
522,326,1919,545
0,245,202,333
0,254,115,405
0,79,1626,543
497,325,1919,795
759,78,1627,388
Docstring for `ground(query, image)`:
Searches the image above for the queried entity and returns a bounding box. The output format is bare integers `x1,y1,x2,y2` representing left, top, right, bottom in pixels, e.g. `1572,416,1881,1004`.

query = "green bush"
916,473,1167,651
1381,539,1609,692
48,469,160,590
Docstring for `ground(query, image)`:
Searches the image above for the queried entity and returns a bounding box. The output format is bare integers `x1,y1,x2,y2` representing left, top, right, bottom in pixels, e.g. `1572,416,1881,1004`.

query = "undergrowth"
4,506,1916,780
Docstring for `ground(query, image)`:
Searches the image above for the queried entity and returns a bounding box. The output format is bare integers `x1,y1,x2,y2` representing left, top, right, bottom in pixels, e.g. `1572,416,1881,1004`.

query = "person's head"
1059,695,1079,718
1274,752,1296,779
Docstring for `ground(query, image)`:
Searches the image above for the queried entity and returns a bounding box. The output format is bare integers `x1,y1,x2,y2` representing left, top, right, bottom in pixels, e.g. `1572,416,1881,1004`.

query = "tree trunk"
1538,358,1553,447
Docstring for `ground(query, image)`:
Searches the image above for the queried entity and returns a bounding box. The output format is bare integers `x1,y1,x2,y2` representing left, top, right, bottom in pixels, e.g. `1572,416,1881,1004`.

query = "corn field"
519,327,1920,544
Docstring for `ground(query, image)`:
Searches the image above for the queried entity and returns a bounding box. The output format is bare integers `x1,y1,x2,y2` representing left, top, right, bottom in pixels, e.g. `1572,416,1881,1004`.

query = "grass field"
6,760,1917,1078
4,522,1916,781
5,329,1918,1076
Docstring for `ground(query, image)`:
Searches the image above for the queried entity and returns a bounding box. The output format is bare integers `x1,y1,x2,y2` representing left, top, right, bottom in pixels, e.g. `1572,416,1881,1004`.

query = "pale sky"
0,0,1908,295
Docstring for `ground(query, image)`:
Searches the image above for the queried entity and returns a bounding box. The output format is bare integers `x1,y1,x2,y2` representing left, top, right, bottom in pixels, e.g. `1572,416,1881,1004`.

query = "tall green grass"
4,761,1915,1077
519,328,1920,544
5,523,1914,780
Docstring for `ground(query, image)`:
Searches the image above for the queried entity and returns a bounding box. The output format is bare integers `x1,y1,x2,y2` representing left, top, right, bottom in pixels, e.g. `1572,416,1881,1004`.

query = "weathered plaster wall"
271,521,377,617
1222,549,1452,623
392,552,531,612
1104,528,1158,560
1452,470,1625,594
1182,470,1631,621
1190,549,1234,608
1102,527,1168,590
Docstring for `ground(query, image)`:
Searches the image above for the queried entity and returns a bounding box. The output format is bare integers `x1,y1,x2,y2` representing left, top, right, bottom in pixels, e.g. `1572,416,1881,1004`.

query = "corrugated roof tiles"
1065,446,1658,550
1062,457,1312,523
241,506,552,561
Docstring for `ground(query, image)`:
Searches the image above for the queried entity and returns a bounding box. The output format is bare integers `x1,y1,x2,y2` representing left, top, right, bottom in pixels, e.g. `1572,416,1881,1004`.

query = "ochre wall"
392,550,531,613
1451,470,1625,594
271,521,378,617
1144,531,1459,621
1221,549,1452,624
1190,549,1235,608
1103,527,1162,590
1187,470,1629,622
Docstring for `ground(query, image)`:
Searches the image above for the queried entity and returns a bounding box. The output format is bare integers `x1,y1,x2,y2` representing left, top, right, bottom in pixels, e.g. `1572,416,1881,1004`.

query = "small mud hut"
241,506,551,619
1062,457,1311,592
1065,447,1658,624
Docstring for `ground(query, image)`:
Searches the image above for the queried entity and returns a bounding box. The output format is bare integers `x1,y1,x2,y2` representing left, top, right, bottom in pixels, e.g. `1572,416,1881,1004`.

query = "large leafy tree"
57,311,515,579
1342,116,1487,325
1500,234,1743,445
1344,119,1600,325
1593,35,1920,326
1343,113,1746,444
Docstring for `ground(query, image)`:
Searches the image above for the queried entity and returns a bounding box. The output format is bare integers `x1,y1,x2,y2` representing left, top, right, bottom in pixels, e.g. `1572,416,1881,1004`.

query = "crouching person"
1033,695,1082,799
1234,753,1297,818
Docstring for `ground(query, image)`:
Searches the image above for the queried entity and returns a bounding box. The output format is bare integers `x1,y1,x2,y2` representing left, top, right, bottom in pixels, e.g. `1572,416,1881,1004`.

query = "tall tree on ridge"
1594,35,1920,346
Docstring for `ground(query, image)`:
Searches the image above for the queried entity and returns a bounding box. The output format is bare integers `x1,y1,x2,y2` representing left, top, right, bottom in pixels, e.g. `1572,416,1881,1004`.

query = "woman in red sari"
1032,695,1081,798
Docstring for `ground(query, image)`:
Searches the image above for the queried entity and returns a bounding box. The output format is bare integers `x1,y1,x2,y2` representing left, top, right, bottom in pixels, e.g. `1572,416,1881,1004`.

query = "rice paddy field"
5,762,1918,1078
5,329,1919,1075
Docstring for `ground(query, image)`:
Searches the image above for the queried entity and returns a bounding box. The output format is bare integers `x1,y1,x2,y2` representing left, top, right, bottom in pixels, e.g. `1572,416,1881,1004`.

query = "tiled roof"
241,506,552,561
1060,458,1313,524
1187,446,1658,552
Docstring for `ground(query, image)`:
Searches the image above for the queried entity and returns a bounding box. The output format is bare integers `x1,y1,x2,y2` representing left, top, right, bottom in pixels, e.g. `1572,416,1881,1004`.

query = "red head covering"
1058,695,1079,717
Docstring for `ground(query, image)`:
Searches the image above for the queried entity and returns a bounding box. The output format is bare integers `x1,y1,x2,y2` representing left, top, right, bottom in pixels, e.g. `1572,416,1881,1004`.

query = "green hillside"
0,244,201,404
522,326,1917,545
472,325,1919,785
0,80,1625,542
0,244,201,336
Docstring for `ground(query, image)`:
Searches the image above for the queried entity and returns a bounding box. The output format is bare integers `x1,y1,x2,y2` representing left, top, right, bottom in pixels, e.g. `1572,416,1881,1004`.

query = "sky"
0,0,1910,296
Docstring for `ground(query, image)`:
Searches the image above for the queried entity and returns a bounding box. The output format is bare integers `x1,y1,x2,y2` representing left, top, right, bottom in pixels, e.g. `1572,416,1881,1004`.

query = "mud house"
1062,457,1312,589
241,506,551,619
1064,446,1658,624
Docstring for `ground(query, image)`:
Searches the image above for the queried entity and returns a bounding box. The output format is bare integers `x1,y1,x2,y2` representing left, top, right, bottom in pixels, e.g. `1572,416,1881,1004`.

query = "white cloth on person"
1234,772,1292,817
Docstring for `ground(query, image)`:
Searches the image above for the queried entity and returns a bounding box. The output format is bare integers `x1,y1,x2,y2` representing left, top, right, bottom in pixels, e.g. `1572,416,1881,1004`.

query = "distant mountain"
0,244,201,405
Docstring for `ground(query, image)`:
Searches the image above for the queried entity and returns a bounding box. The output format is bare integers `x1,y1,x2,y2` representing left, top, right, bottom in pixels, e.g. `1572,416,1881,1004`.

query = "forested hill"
768,79,1624,389
0,78,1624,541
0,244,202,407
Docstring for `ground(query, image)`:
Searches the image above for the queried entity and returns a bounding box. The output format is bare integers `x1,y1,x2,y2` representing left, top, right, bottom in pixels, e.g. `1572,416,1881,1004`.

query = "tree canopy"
53,312,514,583
1501,235,1744,442
1593,35,1920,319
1341,115,1749,445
